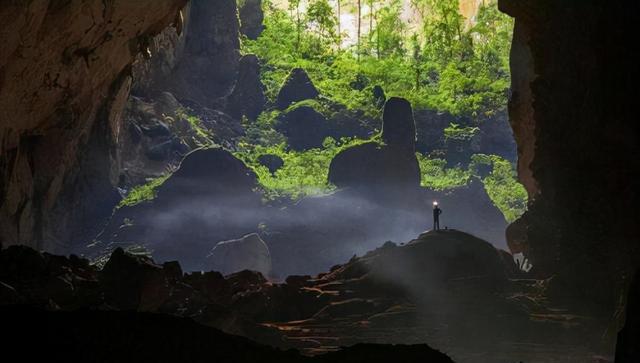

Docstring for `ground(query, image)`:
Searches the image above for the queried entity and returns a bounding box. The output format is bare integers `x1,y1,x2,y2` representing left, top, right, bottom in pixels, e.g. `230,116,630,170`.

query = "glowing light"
433,201,438,206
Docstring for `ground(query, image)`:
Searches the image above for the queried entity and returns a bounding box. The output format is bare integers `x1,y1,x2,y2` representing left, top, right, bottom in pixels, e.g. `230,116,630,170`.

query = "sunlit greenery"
120,1,525,222
417,155,471,190
235,136,378,200
444,123,480,141
119,175,170,208
244,0,513,116
416,153,527,222
470,154,528,222
235,0,524,219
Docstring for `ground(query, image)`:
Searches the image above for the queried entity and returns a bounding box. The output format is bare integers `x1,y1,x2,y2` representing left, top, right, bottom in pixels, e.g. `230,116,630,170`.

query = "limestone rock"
167,0,241,105
257,154,285,174
207,233,272,277
328,98,420,196
96,148,262,270
0,0,187,251
161,148,256,196
276,68,319,110
101,247,181,311
276,105,329,151
328,142,421,192
226,54,266,121
239,0,265,40
381,97,416,151
372,85,386,109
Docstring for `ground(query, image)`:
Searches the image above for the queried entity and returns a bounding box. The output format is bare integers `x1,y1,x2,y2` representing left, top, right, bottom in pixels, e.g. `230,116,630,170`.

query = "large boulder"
207,233,272,277
276,105,329,150
100,248,173,311
328,98,420,196
381,97,416,152
168,0,241,104
95,148,263,270
276,68,319,110
225,54,266,121
257,154,284,174
328,142,420,192
330,229,509,292
239,0,265,40
423,178,509,249
372,85,386,109
157,148,258,200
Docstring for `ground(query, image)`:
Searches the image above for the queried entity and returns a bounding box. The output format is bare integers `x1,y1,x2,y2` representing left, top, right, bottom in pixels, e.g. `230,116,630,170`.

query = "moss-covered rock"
276,68,319,110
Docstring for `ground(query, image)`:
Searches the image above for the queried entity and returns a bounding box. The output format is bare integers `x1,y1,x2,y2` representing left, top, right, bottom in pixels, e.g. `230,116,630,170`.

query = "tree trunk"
337,0,341,47
357,0,361,60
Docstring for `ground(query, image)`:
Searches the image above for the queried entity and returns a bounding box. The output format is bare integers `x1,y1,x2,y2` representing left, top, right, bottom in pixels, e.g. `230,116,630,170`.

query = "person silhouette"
433,201,442,231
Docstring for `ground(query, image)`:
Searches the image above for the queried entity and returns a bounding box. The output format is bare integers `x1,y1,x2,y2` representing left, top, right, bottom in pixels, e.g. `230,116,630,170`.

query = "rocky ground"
0,229,614,363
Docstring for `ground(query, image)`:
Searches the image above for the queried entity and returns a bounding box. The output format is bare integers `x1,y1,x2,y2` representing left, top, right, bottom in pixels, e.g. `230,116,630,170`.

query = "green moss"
417,153,528,222
284,99,331,117
444,123,480,141
174,108,215,147
118,174,170,208
235,136,379,201
470,154,528,222
416,154,471,190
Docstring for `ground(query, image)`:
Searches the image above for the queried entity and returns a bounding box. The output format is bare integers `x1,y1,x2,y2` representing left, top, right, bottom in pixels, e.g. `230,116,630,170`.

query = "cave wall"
0,1,187,251
500,0,640,309
132,0,241,104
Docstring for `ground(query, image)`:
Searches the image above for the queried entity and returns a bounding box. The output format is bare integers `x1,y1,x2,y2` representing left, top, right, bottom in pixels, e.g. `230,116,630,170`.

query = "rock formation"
372,85,386,109
0,0,187,252
225,54,267,121
167,0,241,105
258,154,285,174
95,148,262,270
1,231,608,361
157,148,257,199
328,97,420,197
381,97,417,152
239,0,265,40
328,142,421,193
276,68,319,110
208,233,272,277
499,0,639,311
276,105,329,151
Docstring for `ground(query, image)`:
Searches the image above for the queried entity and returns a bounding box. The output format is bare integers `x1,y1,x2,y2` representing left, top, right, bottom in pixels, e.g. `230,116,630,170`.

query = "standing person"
433,201,442,231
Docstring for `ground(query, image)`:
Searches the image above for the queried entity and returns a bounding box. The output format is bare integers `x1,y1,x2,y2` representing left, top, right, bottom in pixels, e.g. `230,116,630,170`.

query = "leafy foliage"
235,137,378,200
118,175,170,208
470,154,528,222
416,153,527,222
417,154,471,190
237,0,525,219
244,0,513,117
444,123,480,141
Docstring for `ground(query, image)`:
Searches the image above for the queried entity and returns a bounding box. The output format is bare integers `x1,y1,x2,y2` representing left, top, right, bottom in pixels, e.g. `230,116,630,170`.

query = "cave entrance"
98,0,526,278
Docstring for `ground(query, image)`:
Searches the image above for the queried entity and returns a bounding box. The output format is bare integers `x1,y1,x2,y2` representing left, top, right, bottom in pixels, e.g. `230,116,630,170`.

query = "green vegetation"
175,108,216,147
416,153,527,222
235,0,525,219
120,1,526,222
119,174,170,208
244,0,513,117
444,123,480,141
417,155,471,190
470,154,528,222
235,137,378,200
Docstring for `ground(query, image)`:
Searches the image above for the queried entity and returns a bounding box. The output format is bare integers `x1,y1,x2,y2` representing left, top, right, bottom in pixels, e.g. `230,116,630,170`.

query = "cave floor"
265,278,614,363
